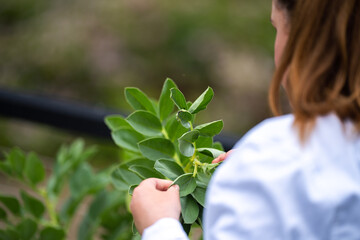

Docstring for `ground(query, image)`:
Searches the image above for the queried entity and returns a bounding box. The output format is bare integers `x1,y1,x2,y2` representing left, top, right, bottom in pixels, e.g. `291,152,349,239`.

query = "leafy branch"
106,78,224,233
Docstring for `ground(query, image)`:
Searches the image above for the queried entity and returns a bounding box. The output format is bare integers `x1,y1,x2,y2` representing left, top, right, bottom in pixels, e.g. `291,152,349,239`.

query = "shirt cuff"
142,218,189,240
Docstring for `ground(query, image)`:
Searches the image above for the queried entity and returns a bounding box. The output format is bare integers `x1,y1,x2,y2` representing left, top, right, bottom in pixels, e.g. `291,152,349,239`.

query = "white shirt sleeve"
142,218,189,240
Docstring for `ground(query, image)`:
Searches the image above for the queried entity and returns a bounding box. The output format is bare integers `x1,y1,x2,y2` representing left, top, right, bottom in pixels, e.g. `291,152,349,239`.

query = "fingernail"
172,184,179,190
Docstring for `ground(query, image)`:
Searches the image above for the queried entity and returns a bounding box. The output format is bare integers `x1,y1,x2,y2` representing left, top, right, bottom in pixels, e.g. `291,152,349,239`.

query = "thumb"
167,184,180,196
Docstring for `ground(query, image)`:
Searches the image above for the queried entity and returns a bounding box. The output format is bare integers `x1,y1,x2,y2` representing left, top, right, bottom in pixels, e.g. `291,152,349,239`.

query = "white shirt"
142,114,360,240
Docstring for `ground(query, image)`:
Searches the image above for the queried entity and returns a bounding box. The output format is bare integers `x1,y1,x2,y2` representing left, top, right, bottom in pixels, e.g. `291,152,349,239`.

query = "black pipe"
0,88,237,150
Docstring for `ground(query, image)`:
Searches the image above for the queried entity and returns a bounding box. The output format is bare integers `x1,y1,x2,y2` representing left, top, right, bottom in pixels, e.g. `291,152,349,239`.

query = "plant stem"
38,188,59,227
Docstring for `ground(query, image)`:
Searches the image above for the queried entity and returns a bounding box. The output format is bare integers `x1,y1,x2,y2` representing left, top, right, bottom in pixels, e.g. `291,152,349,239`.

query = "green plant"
0,140,135,240
106,78,224,234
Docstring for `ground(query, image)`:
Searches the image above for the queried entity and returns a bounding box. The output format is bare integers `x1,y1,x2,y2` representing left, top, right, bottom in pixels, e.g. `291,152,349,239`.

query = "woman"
131,0,360,239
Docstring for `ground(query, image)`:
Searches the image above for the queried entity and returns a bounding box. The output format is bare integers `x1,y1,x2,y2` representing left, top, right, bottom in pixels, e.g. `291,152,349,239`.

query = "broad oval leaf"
112,166,142,187
196,172,211,188
188,87,214,114
21,191,45,219
8,148,26,178
172,173,196,197
138,138,175,161
123,158,155,169
126,111,163,136
178,131,200,157
111,128,144,152
191,187,206,207
213,141,225,151
180,195,199,224
195,136,213,148
125,87,156,114
25,152,45,186
0,195,21,216
165,115,188,141
179,140,195,157
179,130,200,143
197,148,225,158
105,115,130,131
40,227,65,240
176,110,193,129
159,78,177,121
154,159,184,181
70,164,93,196
128,165,164,179
195,120,223,137
170,88,188,110
17,218,37,240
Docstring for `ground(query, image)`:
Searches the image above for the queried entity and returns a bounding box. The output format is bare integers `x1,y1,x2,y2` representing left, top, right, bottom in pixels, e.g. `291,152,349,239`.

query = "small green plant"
0,140,135,240
106,78,224,234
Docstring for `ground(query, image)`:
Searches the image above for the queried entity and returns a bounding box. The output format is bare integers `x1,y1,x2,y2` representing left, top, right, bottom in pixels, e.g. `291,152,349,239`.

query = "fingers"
138,178,174,191
212,153,226,163
211,150,234,164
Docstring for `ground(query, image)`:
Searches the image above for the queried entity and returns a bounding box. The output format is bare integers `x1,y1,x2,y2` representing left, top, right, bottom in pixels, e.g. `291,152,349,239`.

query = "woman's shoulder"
231,114,301,162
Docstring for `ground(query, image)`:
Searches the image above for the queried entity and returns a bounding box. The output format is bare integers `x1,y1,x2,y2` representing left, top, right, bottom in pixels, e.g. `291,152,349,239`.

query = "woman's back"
205,114,360,239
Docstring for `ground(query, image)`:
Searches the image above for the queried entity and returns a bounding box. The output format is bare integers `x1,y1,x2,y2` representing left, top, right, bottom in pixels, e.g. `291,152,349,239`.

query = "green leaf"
172,173,196,197
111,128,144,152
0,195,20,216
154,159,184,181
179,130,200,143
128,165,164,179
25,152,45,186
195,120,223,137
170,88,188,110
70,164,93,196
112,166,142,187
178,131,200,157
128,185,138,196
125,87,156,114
165,115,187,141
197,148,225,158
180,195,199,224
138,138,175,161
179,141,195,158
196,172,211,188
105,115,130,131
191,187,206,207
17,218,37,240
78,191,123,240
195,136,213,148
0,161,12,176
188,87,214,114
176,110,193,129
123,158,155,169
126,111,163,137
8,148,26,178
213,141,225,151
0,207,7,221
69,139,85,160
20,191,45,219
40,227,65,240
159,78,177,121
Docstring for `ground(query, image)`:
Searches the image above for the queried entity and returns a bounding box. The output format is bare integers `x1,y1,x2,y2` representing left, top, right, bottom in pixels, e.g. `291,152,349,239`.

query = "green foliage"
106,78,224,234
0,140,135,240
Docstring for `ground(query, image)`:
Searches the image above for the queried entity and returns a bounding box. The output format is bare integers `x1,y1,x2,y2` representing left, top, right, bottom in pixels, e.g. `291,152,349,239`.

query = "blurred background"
0,0,275,162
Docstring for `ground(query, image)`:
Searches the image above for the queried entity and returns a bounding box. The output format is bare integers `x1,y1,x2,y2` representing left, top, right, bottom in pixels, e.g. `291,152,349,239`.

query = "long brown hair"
269,0,360,139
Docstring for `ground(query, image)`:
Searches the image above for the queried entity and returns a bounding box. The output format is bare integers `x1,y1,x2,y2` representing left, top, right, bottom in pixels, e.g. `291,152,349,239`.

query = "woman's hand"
130,178,181,235
212,150,234,164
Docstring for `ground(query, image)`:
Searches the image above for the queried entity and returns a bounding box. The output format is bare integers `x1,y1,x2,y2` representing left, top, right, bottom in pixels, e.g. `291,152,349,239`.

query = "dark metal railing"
0,88,238,151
